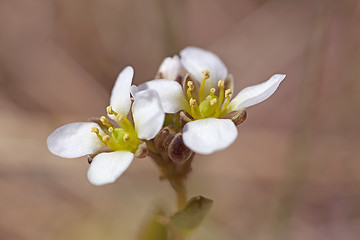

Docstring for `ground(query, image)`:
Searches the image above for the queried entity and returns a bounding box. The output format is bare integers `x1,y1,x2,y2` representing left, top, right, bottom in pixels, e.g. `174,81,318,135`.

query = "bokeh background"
1,0,360,239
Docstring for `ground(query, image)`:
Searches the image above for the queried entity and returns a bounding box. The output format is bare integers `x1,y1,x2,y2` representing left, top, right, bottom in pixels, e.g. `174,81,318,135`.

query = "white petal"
182,118,237,155
157,55,185,80
228,74,286,112
109,66,134,117
132,89,165,140
131,80,187,113
47,122,105,158
180,46,228,89
87,151,133,186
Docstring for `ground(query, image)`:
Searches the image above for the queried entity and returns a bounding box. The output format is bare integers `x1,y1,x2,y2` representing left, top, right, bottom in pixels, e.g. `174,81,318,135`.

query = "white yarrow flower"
47,66,165,185
132,47,286,154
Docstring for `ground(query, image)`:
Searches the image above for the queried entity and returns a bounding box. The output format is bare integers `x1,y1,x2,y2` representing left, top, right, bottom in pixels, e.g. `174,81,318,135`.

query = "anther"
210,98,217,106
221,89,233,114
210,88,216,94
102,135,111,142
107,105,119,116
117,114,123,121
187,81,194,90
100,116,108,124
91,127,103,142
218,80,224,88
108,127,114,132
225,89,233,98
202,70,210,79
91,127,99,134
100,116,112,128
106,106,114,115
189,98,196,106
199,70,210,102
123,134,130,142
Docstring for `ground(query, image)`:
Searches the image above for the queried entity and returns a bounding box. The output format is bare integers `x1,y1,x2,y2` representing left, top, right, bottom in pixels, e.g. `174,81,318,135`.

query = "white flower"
47,66,165,186
131,47,286,155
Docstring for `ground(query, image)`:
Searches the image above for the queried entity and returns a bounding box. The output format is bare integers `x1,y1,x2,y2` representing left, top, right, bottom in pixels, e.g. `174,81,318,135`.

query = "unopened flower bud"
230,110,247,126
168,133,193,164
154,125,177,151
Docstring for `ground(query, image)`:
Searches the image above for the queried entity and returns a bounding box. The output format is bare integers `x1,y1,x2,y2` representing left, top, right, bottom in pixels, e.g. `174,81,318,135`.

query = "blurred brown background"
1,0,360,239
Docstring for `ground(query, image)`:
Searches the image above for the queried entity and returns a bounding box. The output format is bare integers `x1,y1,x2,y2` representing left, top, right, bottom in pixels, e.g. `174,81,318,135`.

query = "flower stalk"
147,139,194,210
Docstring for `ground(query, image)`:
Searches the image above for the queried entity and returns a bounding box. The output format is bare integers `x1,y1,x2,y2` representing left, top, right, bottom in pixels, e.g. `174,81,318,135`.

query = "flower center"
91,106,140,152
186,70,232,120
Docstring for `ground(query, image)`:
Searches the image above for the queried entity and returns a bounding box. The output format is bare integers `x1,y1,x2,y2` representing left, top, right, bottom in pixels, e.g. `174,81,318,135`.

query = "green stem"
148,150,192,209
147,140,194,240
171,178,187,210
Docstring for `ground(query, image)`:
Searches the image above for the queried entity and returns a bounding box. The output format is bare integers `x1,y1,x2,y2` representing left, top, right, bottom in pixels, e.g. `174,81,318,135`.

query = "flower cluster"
47,47,285,186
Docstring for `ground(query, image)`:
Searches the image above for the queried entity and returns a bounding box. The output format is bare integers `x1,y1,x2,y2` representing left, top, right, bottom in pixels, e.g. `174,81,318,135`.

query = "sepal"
221,110,247,126
179,111,193,127
134,142,148,158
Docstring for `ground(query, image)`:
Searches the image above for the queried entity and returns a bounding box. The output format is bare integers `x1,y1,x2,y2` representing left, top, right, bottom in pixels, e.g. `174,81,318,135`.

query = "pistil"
210,98,217,106
123,134,130,142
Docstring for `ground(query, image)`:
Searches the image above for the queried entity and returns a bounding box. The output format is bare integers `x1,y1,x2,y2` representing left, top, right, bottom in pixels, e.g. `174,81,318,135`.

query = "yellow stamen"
189,98,201,119
100,116,112,128
214,103,220,117
221,90,232,113
218,80,224,88
187,81,194,100
91,127,99,134
191,106,198,119
108,127,114,132
202,70,210,79
225,89,232,98
123,134,130,142
106,106,118,116
92,127,104,143
102,135,111,142
187,81,194,90
218,80,225,105
210,98,217,106
106,106,113,114
199,70,210,102
115,114,136,137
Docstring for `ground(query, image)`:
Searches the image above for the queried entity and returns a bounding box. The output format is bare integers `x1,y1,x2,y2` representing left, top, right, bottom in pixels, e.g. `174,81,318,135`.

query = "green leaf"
137,210,168,240
171,196,213,231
